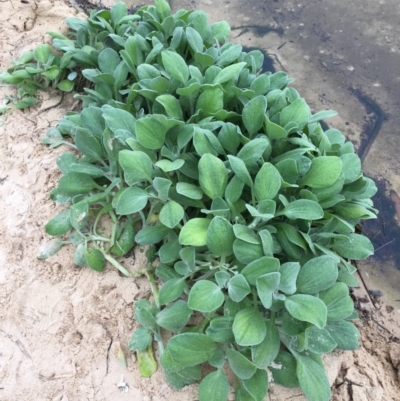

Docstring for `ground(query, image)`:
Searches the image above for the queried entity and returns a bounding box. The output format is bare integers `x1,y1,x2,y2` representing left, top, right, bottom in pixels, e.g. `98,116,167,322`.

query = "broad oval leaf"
119,150,153,185
159,200,184,228
167,333,217,367
161,50,189,84
207,216,235,257
226,348,257,380
254,163,281,200
325,320,360,350
116,187,148,215
285,294,327,329
332,233,374,260
156,300,193,332
300,156,342,189
179,218,211,246
199,154,228,199
279,98,310,130
296,256,338,294
251,320,280,369
188,281,224,313
232,308,267,346
279,199,323,220
198,370,230,401
213,62,247,85
45,209,72,236
159,277,187,305
228,274,251,303
242,95,267,136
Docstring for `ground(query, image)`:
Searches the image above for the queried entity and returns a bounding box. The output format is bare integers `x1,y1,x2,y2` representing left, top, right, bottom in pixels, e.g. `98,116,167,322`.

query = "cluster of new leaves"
1,1,378,400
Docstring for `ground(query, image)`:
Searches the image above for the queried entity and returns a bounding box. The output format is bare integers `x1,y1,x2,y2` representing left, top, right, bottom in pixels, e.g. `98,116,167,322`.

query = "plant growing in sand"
0,1,378,400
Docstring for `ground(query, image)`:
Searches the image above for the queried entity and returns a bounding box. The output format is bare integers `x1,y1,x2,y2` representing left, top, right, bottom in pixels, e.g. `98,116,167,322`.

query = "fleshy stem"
103,252,131,277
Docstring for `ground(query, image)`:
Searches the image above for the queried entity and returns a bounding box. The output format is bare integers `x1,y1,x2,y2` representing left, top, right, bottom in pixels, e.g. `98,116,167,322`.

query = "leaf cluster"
1,1,378,401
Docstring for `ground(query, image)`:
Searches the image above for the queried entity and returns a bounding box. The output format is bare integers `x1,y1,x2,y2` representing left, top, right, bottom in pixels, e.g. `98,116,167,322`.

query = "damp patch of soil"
0,1,399,400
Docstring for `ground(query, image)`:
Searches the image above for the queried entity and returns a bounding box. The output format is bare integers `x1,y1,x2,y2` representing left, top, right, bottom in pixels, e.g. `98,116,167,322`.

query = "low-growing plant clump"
0,1,378,400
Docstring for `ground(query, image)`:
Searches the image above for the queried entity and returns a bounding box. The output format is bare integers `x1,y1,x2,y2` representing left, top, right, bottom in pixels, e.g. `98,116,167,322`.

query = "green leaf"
233,240,264,264
162,50,189,84
186,26,204,53
320,282,354,321
128,327,153,351
156,300,193,332
306,326,337,354
84,248,106,272
213,62,247,85
137,345,157,378
34,44,51,63
14,97,38,109
256,272,281,308
236,138,270,170
156,159,185,172
325,320,360,350
179,218,211,246
57,79,74,92
161,349,201,389
279,98,310,130
37,238,63,259
176,182,203,200
115,187,148,215
199,370,230,401
278,199,324,220
210,20,231,41
242,95,267,136
227,155,252,188
251,320,280,369
228,274,251,302
232,308,267,346
296,256,338,294
154,177,172,202
340,153,361,184
241,369,269,401
98,48,120,74
196,86,224,116
45,209,72,236
102,105,136,134
159,277,187,305
119,150,153,185
332,233,374,260
155,0,171,20
279,262,300,295
199,154,228,199
205,316,235,343
57,173,98,196
69,202,89,230
254,163,281,200
241,256,280,285
188,281,225,313
159,201,184,228
285,294,327,329
136,114,180,150
296,354,331,401
309,109,338,123
269,351,299,388
226,348,257,380
135,224,170,245
167,333,217,367
300,156,342,188
207,216,235,257
156,94,183,120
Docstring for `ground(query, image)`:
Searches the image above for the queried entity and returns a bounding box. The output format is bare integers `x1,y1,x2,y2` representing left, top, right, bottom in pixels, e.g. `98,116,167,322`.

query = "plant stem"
143,267,160,309
103,252,131,276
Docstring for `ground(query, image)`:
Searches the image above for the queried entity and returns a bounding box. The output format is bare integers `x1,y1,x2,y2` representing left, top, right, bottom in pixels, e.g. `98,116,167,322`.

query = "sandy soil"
0,1,399,400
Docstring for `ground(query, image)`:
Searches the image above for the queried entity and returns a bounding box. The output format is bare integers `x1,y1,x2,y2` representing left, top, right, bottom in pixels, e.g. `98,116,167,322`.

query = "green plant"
1,1,378,400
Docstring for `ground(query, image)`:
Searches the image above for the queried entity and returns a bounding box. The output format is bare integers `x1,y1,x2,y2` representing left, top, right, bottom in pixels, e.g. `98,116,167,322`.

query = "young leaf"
159,200,184,228
226,348,257,380
319,282,354,321
167,333,217,367
45,209,72,236
300,156,342,189
279,262,300,295
159,277,187,305
227,155,253,188
176,182,203,200
116,187,148,215
254,163,281,200
119,150,153,185
179,218,211,246
213,62,247,85
295,354,331,401
232,308,267,346
135,224,170,245
278,199,324,220
161,50,189,84
251,320,280,369
228,274,251,302
242,95,267,136
188,281,225,313
207,216,235,257
156,300,193,332
241,256,280,285
198,370,230,401
285,294,327,329
296,256,338,294
128,327,153,351
256,272,281,309
325,320,360,350
84,248,106,272
279,98,310,130
199,154,228,199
